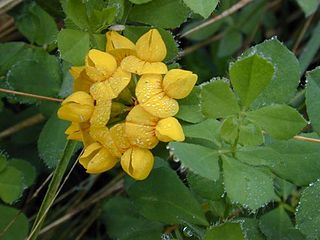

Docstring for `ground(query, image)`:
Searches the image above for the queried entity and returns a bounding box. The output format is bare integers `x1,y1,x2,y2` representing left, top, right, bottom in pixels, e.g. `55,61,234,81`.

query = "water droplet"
182,226,193,237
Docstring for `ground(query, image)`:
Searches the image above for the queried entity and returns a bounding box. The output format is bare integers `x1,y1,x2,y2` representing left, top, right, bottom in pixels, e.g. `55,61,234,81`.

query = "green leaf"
204,223,245,240
8,159,36,187
246,104,306,140
0,42,32,76
268,137,320,186
188,171,224,201
6,50,62,104
0,155,7,172
296,0,319,17
223,156,275,210
201,79,240,119
238,123,264,146
128,167,208,226
176,87,205,123
169,142,220,181
57,29,90,66
102,197,163,240
245,39,300,108
128,0,190,28
299,21,320,74
259,207,303,240
15,2,58,45
124,26,178,62
0,166,24,204
236,146,279,167
305,67,320,135
240,218,265,240
220,116,239,143
183,119,221,145
229,54,275,108
0,205,29,240
183,0,219,18
63,0,89,30
218,29,243,57
38,114,69,168
129,0,153,4
296,180,320,239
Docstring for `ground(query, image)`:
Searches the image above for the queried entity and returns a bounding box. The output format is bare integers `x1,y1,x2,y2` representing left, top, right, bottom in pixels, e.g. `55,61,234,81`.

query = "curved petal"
155,117,185,142
86,49,117,79
106,31,135,51
106,31,136,63
108,67,131,97
136,29,167,62
90,98,112,127
121,56,167,75
65,123,82,141
125,122,158,149
120,147,154,180
90,81,116,100
62,91,94,106
136,74,163,104
89,126,122,157
141,94,179,118
57,103,94,123
86,147,118,174
110,123,130,153
162,69,197,99
79,142,102,168
126,105,159,126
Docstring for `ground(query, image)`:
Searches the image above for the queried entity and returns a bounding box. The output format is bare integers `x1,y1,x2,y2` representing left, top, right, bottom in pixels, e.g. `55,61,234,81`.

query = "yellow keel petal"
155,117,185,142
121,147,154,180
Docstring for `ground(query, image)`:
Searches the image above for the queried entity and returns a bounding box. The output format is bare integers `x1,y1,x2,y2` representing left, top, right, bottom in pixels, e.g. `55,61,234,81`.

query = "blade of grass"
27,140,78,240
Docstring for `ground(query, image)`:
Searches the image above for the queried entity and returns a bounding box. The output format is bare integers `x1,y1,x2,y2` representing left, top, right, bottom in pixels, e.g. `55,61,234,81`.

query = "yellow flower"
121,29,168,75
65,122,93,147
70,66,94,93
125,105,185,148
106,31,136,63
57,91,94,123
155,117,185,142
79,142,118,174
135,69,197,118
120,147,154,180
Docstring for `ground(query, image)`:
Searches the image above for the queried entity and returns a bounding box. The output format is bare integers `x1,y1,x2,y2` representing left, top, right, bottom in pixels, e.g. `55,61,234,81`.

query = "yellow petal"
90,81,116,100
155,117,185,142
110,123,130,153
162,69,197,99
90,100,112,127
86,49,117,77
106,31,136,51
125,122,158,149
58,103,94,123
65,123,82,141
121,56,167,75
74,70,96,93
108,67,131,97
89,126,122,157
135,74,163,104
125,105,159,149
70,66,84,79
140,94,179,118
86,147,118,174
62,91,94,106
121,147,154,180
79,142,102,168
126,105,159,126
136,29,167,62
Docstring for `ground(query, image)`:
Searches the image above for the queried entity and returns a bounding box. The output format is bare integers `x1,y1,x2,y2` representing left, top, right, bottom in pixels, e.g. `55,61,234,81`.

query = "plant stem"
28,140,78,240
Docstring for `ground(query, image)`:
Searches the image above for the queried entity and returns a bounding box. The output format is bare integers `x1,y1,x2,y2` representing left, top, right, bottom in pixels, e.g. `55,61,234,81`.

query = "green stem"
28,140,78,240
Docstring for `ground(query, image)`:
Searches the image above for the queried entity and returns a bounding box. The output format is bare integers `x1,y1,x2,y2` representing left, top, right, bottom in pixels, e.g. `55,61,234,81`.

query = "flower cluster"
58,29,197,180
